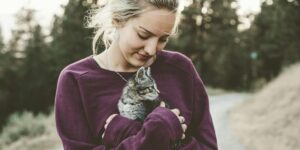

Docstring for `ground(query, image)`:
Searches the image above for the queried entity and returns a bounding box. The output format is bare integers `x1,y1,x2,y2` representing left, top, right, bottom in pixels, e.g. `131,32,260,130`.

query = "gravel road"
209,93,251,150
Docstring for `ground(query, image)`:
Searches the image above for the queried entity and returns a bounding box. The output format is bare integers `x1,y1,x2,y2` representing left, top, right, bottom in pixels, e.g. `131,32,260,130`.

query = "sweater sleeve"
55,69,183,150
102,71,219,150
102,115,142,147
179,62,218,150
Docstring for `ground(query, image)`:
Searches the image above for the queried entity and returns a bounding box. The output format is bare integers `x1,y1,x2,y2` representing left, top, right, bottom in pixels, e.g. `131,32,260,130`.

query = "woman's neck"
98,43,137,72
97,42,156,72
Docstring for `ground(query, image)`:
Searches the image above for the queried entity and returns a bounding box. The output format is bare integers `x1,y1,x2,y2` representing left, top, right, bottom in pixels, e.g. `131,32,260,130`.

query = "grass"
230,63,300,150
0,109,61,150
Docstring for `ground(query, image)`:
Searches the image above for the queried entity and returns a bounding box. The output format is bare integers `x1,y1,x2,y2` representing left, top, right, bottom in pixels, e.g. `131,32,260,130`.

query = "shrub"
0,111,48,148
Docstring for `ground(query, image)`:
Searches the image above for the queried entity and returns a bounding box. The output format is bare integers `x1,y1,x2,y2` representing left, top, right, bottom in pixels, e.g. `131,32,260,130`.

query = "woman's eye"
137,33,148,40
159,38,169,43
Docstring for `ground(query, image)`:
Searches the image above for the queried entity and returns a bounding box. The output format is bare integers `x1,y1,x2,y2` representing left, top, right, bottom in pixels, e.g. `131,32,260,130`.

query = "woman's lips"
137,53,150,61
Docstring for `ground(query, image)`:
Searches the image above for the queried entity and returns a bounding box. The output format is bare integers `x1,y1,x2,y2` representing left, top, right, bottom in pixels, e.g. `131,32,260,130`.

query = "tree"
17,24,51,112
49,0,94,71
0,27,4,51
168,0,247,89
45,0,94,112
247,0,300,81
0,26,8,127
0,8,50,129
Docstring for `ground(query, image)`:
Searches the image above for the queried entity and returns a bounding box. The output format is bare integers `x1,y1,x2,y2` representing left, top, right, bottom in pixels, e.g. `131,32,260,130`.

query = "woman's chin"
129,57,148,67
131,61,146,68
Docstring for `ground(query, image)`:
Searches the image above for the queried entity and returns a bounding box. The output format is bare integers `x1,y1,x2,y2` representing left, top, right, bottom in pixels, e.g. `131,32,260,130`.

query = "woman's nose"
144,39,158,56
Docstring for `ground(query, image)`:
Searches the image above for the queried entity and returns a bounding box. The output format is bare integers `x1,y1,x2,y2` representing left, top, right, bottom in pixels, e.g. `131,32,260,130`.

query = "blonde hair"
86,0,181,55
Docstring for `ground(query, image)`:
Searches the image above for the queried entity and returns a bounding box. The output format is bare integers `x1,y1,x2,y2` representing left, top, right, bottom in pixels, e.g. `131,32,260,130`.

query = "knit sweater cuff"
148,107,183,140
103,115,142,148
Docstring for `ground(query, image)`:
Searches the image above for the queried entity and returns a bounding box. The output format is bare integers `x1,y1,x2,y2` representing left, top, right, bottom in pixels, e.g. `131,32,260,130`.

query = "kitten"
117,67,183,149
118,67,161,121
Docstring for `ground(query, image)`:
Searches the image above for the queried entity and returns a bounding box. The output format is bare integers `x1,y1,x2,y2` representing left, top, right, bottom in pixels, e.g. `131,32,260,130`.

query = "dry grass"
230,63,300,150
0,111,62,150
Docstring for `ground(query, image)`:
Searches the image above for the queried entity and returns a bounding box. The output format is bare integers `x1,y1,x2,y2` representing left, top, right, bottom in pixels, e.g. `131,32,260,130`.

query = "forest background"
0,0,299,147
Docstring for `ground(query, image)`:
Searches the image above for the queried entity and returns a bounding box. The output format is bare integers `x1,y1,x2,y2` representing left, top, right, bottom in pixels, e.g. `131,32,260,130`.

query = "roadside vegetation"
231,63,300,150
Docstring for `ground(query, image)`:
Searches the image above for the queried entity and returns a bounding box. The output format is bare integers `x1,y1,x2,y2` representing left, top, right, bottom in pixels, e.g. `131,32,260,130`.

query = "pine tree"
248,0,300,81
0,27,7,124
0,8,51,129
168,0,246,89
0,27,4,51
49,0,93,71
18,24,50,112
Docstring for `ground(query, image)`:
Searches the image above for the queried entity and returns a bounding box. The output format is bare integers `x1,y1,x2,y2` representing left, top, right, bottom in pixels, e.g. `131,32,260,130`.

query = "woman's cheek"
129,38,145,51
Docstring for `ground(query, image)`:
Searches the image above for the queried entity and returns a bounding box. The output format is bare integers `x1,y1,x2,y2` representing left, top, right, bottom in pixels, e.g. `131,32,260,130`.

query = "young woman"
55,0,218,149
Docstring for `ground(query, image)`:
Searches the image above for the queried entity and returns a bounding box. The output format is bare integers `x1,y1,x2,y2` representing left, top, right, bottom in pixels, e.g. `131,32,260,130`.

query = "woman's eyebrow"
138,26,171,37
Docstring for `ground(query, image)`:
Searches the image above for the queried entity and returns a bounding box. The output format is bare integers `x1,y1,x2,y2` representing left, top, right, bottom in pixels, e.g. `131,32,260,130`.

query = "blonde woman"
55,0,218,149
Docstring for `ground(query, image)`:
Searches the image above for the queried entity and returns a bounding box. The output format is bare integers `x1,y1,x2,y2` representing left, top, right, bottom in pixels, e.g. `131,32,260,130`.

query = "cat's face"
132,67,160,101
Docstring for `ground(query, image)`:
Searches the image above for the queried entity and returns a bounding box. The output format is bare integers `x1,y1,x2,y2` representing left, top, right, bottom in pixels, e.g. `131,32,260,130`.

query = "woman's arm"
102,102,187,148
102,75,218,150
55,69,184,150
100,59,218,150
178,61,218,150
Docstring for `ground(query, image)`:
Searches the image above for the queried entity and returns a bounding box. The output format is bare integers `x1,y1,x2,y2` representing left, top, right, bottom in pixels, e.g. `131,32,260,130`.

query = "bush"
0,111,49,148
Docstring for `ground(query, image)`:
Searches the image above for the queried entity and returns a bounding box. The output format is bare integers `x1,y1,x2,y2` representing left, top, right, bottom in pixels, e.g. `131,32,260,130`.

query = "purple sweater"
55,50,218,150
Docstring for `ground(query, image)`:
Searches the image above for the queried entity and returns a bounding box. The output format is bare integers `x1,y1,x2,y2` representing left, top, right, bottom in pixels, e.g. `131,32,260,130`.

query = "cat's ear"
135,67,146,81
146,67,151,76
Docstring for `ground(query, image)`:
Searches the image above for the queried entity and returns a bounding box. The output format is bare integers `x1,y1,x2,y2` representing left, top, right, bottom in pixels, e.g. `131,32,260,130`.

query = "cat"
118,67,161,121
117,67,183,150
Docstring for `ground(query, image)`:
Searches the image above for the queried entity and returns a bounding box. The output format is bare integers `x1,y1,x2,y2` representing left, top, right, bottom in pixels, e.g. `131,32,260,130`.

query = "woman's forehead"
132,9,176,36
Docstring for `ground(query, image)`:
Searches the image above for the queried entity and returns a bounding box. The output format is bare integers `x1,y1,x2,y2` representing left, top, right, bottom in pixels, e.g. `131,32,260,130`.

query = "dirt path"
209,93,251,150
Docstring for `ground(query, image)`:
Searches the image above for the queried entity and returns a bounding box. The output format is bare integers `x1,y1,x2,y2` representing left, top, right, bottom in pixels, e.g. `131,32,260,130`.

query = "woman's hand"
102,114,118,138
160,101,187,139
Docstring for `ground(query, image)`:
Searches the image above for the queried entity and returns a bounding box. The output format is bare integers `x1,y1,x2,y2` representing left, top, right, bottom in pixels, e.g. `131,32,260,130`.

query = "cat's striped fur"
118,67,161,121
117,67,183,149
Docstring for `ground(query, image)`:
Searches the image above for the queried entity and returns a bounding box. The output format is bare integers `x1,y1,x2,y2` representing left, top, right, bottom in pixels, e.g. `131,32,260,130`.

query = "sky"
0,0,261,42
0,0,69,42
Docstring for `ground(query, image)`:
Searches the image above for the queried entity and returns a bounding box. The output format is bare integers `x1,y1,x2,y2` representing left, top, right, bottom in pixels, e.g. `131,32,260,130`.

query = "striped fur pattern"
117,67,183,149
118,67,161,121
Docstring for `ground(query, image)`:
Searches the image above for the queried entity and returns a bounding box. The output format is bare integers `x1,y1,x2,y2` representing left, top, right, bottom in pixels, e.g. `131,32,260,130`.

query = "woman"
55,0,218,149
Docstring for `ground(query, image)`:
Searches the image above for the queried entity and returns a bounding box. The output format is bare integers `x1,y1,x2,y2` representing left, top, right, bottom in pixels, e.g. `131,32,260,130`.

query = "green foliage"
0,111,48,148
243,0,300,82
0,0,300,134
0,27,4,50
0,8,53,126
168,0,247,89
49,0,93,70
0,0,93,130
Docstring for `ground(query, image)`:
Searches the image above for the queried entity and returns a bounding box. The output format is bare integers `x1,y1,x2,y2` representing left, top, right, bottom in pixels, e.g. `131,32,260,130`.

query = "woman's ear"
113,18,126,28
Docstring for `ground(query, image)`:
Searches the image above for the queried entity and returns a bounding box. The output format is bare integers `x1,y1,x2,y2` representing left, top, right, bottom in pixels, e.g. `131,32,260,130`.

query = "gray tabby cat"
117,67,183,149
118,67,161,121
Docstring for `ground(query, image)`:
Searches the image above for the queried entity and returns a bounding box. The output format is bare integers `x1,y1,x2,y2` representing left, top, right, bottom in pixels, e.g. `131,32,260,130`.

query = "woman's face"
115,8,176,68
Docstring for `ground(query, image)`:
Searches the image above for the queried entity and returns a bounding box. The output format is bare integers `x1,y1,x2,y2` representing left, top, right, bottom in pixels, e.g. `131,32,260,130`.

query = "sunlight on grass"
0,109,61,150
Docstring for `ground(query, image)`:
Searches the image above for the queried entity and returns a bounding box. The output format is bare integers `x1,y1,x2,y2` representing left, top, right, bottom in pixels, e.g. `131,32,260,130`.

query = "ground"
230,63,300,150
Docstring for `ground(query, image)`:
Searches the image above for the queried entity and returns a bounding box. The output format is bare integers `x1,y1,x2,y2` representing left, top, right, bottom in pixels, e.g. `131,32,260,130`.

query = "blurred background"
0,0,299,150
